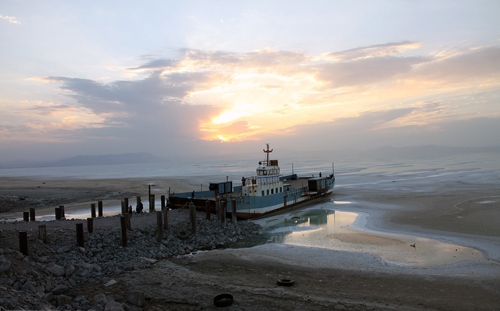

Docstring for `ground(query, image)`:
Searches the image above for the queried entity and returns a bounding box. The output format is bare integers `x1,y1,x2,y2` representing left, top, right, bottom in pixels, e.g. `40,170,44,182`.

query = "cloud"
316,55,429,87
3,42,498,162
128,59,177,70
415,46,500,82
321,41,422,62
0,15,20,24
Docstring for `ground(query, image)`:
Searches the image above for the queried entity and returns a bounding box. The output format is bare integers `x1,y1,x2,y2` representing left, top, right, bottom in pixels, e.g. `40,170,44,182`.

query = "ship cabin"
241,159,285,197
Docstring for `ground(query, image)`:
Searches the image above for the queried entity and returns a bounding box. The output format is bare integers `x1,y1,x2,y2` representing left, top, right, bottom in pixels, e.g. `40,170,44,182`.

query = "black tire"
214,293,233,307
277,279,295,286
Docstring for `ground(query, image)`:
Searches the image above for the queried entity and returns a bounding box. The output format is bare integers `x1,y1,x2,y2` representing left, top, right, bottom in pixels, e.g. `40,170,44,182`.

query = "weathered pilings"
98,200,103,217
76,223,84,247
221,200,227,228
55,207,62,220
231,199,237,225
87,218,94,233
163,207,169,230
121,197,129,215
216,198,221,220
38,225,47,243
91,203,96,218
23,211,29,222
136,196,141,213
126,214,131,230
161,195,166,210
120,216,127,247
156,211,163,242
60,205,65,219
19,231,28,256
205,200,211,220
29,207,36,222
189,202,196,234
149,195,155,212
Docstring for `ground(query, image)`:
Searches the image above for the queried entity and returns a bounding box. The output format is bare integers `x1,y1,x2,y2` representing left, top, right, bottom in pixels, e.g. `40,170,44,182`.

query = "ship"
168,144,335,219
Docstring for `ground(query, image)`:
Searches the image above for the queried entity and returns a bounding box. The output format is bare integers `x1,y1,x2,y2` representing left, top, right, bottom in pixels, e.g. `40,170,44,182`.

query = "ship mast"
263,143,273,166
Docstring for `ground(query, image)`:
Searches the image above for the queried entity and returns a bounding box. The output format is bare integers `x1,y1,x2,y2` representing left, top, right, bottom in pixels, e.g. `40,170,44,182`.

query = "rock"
57,246,72,254
0,256,11,273
126,291,145,307
104,301,124,311
93,293,107,306
65,265,76,277
44,293,54,302
21,280,34,292
52,284,68,295
46,263,65,276
56,294,73,306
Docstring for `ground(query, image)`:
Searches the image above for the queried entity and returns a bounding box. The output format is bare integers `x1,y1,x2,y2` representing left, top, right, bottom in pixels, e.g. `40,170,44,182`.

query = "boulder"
126,291,145,307
46,263,65,277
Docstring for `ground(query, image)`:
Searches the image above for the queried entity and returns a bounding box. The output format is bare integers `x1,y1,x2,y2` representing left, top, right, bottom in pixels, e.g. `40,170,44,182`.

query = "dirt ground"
1,176,500,310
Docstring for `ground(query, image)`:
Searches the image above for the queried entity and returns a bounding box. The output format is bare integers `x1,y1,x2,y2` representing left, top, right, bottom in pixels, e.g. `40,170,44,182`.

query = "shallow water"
256,204,488,267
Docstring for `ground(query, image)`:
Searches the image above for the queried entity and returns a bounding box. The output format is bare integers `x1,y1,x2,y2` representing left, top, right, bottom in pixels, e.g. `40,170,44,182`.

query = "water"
254,206,489,267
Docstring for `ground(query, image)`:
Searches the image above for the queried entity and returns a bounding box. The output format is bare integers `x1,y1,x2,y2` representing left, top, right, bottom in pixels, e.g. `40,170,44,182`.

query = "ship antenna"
263,143,273,166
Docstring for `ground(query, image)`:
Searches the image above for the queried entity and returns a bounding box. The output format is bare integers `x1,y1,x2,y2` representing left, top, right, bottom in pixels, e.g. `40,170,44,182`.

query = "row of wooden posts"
18,197,239,256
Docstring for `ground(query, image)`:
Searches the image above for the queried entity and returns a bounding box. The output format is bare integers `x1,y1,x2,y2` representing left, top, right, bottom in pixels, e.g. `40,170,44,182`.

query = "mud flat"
1,174,500,310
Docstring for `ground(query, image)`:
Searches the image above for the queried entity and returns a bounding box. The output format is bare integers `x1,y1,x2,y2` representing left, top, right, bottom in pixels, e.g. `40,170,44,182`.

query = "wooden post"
149,195,155,212
161,195,166,210
76,223,84,247
19,231,28,256
87,218,94,233
98,200,103,217
38,225,47,243
59,205,65,219
221,200,226,228
55,207,61,220
284,196,287,207
29,208,36,222
120,216,127,247
216,198,221,220
189,202,196,234
163,207,169,230
91,203,96,218
23,211,29,222
156,211,163,242
231,199,237,225
124,197,129,214
205,200,211,220
126,214,131,230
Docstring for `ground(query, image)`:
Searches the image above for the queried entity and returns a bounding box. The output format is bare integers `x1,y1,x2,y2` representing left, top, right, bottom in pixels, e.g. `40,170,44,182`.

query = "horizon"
1,1,499,162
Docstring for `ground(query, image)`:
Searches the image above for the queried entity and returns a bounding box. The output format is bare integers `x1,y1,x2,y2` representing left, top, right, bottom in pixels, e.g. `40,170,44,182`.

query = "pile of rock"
0,211,262,310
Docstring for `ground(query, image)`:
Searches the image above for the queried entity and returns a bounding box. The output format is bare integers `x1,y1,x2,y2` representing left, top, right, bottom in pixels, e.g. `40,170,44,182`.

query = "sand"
1,175,500,310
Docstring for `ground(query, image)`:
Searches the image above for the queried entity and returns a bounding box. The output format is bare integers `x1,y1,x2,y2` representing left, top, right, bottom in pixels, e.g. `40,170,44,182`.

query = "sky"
1,1,500,162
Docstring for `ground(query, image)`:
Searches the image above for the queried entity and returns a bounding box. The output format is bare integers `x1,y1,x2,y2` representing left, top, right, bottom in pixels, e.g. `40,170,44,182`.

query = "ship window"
271,189,274,194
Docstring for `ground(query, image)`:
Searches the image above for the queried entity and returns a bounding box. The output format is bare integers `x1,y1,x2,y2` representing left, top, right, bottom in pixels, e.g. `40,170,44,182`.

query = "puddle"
254,207,489,268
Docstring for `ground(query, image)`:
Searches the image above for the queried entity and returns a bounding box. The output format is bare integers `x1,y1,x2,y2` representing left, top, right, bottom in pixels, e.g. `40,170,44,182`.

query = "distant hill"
0,152,167,169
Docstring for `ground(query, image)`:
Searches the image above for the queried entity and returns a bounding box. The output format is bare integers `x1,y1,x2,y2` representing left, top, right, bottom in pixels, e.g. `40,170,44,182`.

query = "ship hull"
169,178,334,220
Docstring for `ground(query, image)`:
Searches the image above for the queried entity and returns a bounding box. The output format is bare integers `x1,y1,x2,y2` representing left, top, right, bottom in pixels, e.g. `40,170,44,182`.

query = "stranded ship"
169,144,335,219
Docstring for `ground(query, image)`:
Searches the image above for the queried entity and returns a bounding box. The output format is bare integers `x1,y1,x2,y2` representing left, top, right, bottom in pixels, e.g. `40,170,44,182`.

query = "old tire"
214,293,233,307
277,279,295,286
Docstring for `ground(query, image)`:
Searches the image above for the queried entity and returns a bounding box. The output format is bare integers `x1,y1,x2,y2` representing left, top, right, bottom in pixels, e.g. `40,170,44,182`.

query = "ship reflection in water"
263,206,356,244
256,201,488,267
